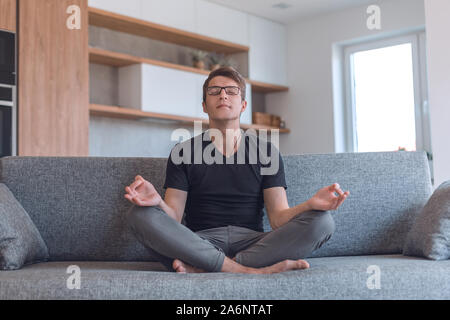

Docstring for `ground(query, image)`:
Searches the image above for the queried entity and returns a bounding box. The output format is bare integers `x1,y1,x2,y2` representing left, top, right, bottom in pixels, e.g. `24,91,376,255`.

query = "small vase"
194,61,205,70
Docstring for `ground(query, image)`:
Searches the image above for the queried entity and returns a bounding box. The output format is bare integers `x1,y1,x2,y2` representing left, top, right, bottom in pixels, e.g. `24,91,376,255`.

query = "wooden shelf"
246,79,289,93
89,104,290,133
88,7,249,54
89,47,289,93
89,47,210,75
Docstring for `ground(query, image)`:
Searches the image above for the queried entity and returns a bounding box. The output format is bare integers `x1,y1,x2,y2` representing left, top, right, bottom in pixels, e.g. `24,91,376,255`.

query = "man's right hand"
124,175,162,207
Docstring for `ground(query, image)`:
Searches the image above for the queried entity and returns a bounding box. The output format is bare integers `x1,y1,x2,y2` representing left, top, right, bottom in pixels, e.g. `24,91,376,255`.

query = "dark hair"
202,66,246,103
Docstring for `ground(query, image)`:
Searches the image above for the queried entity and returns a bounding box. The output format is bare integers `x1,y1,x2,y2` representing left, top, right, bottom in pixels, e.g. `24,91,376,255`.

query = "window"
344,32,433,183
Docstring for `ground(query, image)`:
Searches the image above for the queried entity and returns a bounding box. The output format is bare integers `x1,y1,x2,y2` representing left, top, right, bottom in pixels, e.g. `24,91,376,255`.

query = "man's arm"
263,183,349,230
124,176,188,224
158,187,188,224
263,187,312,230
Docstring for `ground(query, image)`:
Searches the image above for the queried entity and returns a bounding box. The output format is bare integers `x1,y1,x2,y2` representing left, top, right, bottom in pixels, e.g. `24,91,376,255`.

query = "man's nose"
219,89,228,98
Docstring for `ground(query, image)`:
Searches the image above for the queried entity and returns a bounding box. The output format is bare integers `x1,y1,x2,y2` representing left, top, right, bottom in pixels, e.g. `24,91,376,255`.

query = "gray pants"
125,205,335,272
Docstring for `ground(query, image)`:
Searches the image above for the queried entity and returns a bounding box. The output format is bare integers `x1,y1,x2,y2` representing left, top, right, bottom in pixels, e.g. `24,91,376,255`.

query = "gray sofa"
1,151,449,300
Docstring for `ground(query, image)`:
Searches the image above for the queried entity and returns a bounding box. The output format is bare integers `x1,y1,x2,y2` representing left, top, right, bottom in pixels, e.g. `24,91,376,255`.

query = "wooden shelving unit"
88,6,290,133
89,47,289,93
89,47,210,74
89,104,291,133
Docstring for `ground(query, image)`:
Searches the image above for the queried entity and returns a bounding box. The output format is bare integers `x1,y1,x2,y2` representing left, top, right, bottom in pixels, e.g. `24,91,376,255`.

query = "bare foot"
173,259,205,273
222,256,309,274
251,259,310,274
172,257,310,274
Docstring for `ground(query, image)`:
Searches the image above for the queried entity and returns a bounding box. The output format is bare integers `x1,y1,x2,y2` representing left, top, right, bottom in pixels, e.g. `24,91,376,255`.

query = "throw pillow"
403,180,450,260
0,183,49,270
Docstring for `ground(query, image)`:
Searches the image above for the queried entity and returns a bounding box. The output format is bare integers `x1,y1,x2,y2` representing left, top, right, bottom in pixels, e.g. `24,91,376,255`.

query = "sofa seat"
1,255,449,300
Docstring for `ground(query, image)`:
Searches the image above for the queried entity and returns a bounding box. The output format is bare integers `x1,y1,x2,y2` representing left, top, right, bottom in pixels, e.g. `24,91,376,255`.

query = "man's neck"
208,118,240,132
208,119,242,156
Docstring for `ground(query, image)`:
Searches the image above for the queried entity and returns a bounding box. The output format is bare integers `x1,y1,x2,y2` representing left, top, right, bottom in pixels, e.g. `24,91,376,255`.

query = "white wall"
424,0,450,187
267,0,426,155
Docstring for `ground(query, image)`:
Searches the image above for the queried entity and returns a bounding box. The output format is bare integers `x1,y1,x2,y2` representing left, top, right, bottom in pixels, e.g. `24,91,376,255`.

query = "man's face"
202,76,247,122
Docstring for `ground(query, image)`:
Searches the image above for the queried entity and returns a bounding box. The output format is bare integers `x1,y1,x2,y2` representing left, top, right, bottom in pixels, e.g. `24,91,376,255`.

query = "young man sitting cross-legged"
124,67,349,274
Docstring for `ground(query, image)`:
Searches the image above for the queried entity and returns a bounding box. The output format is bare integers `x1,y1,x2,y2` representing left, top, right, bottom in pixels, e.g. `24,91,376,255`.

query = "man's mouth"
217,104,231,109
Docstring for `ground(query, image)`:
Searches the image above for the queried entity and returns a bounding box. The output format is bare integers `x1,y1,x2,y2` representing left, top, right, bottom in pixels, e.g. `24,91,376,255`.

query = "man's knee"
312,211,335,246
302,210,335,239
125,204,162,232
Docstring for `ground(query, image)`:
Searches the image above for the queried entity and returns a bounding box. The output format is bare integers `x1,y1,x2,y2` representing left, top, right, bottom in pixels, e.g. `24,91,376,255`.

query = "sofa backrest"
281,151,432,258
0,151,432,261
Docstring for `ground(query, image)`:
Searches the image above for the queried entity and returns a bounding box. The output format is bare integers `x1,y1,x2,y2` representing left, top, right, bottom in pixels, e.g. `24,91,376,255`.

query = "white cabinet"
118,64,206,119
88,0,142,20
248,15,287,86
141,0,196,33
195,0,249,46
89,0,251,48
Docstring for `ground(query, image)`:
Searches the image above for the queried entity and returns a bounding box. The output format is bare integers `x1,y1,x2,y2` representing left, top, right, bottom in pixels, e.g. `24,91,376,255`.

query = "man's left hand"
307,183,350,211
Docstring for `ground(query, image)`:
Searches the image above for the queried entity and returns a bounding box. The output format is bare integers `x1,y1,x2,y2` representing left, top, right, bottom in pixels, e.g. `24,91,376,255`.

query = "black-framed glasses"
207,86,240,96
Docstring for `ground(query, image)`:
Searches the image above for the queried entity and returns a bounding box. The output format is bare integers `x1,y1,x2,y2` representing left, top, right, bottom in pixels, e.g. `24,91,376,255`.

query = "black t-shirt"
163,130,287,232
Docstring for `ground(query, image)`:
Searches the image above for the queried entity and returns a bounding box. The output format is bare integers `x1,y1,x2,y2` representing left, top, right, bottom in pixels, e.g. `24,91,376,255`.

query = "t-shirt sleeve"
163,145,189,192
261,143,287,190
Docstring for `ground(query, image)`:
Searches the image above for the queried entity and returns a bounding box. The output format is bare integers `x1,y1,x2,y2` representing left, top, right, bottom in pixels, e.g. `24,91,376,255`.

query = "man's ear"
240,100,247,114
202,101,207,113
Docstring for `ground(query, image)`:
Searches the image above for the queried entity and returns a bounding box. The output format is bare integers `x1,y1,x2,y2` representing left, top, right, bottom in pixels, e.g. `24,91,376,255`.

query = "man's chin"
209,116,240,123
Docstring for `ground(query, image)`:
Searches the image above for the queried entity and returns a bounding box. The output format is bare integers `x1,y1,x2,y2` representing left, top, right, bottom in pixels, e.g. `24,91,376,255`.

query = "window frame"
343,31,429,158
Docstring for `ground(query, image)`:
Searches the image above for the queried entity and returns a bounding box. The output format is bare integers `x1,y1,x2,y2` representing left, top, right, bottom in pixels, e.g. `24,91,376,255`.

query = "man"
124,67,349,274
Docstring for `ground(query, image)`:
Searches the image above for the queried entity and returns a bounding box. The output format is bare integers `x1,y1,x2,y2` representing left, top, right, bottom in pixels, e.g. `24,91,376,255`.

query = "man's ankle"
221,256,253,273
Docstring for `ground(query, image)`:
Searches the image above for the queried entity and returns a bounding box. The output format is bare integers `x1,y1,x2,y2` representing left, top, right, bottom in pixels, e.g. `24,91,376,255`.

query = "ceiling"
206,0,379,24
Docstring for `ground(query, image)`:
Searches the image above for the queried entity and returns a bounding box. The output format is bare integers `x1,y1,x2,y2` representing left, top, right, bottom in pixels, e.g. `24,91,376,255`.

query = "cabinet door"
0,0,16,32
88,0,142,19
119,64,200,119
141,0,196,33
196,0,248,46
141,65,200,118
19,0,89,156
248,15,287,86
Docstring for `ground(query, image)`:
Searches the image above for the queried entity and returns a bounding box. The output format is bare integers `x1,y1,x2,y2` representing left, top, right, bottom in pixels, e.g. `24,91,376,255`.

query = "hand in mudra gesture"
124,175,162,207
308,183,350,211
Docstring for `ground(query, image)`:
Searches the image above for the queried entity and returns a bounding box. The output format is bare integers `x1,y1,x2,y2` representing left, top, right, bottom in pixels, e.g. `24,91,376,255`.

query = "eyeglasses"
207,86,241,96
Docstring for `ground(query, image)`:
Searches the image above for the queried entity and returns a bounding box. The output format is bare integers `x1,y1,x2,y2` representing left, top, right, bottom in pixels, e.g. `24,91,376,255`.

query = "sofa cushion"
403,180,450,260
0,184,49,270
1,255,449,299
